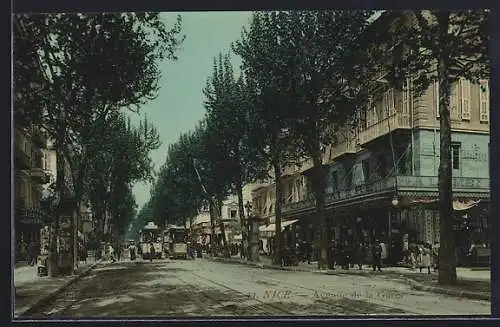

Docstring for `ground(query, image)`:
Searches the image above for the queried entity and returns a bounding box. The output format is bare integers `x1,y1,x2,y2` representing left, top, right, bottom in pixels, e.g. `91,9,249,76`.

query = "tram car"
139,221,163,260
164,225,188,259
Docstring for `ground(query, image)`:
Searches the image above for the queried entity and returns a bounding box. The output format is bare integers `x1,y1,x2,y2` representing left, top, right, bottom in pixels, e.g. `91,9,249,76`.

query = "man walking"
372,240,382,272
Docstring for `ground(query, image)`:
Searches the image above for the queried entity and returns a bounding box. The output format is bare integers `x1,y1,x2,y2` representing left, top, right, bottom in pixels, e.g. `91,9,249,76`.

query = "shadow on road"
25,262,257,317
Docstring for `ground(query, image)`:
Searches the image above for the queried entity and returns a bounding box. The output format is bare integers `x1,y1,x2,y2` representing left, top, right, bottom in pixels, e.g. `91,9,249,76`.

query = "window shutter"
479,79,489,123
461,78,471,120
435,81,440,118
366,98,373,127
389,88,395,115
450,82,459,120
402,80,409,115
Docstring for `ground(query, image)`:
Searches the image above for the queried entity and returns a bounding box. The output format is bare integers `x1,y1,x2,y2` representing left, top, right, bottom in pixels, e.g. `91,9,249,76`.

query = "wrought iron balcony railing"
282,176,490,214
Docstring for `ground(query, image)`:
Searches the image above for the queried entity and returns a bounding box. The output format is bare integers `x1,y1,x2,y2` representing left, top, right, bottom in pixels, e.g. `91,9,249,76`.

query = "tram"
164,225,188,259
139,221,163,260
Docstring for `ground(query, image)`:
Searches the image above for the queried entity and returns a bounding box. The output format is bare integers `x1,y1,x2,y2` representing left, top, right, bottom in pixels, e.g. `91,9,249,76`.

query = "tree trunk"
208,200,217,256
217,197,231,258
437,12,457,285
48,113,65,277
311,154,329,270
273,156,284,266
235,176,247,257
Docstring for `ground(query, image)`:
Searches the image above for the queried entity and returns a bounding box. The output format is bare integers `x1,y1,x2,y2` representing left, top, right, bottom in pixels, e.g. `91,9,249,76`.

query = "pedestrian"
341,240,351,270
108,243,115,263
432,241,440,272
149,242,155,262
328,239,338,270
129,241,137,261
354,241,366,270
402,233,409,263
116,243,122,262
409,244,417,270
420,243,432,274
28,241,37,266
372,240,382,272
306,240,313,264
379,240,387,267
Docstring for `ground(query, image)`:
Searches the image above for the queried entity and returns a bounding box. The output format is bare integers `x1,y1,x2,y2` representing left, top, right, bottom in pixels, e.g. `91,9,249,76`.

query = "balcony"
396,176,490,193
14,129,32,170
31,127,48,148
31,168,51,184
282,176,490,215
359,113,411,145
329,139,357,161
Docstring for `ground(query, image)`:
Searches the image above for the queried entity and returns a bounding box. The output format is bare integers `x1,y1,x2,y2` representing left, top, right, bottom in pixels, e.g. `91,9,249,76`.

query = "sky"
129,12,253,210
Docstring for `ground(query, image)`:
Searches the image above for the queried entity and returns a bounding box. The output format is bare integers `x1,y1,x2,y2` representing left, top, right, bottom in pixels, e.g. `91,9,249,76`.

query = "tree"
375,10,489,284
13,13,184,276
202,53,267,259
233,12,301,265
192,121,233,257
86,112,160,243
255,11,379,269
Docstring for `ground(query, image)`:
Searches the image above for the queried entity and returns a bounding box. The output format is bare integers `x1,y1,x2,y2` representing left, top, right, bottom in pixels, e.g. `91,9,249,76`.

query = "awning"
259,219,299,233
233,234,243,240
408,199,481,211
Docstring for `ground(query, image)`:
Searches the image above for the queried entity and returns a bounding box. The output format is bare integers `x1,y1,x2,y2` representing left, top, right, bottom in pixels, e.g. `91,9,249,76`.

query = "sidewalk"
209,255,491,301
14,256,102,317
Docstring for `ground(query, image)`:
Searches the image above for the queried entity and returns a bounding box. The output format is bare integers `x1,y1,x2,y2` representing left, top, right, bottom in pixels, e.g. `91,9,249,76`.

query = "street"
22,258,490,317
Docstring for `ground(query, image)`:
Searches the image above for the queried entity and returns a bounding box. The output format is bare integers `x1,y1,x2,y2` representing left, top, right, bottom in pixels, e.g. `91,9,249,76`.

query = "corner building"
250,11,490,265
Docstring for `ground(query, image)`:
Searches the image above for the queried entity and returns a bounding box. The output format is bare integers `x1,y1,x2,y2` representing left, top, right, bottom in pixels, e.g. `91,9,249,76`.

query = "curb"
210,257,490,301
16,260,104,317
406,279,490,301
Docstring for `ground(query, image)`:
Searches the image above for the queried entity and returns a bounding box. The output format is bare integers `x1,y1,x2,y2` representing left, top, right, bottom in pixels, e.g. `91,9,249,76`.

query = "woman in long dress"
419,243,432,274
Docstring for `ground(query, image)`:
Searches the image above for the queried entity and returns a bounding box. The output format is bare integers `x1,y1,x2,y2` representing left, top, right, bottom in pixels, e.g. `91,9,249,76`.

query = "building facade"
247,14,490,264
276,78,490,264
14,126,51,257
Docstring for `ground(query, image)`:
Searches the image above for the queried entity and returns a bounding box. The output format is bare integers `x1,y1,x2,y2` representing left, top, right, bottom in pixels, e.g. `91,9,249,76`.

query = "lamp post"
389,196,399,264
244,201,252,259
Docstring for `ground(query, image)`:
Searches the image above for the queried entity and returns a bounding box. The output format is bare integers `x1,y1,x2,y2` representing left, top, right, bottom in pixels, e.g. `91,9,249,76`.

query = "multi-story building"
14,125,51,255
248,11,490,264
188,210,212,245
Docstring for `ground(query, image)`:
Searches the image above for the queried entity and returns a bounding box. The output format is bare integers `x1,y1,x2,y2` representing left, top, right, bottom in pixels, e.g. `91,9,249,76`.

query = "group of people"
324,239,388,271
18,240,39,266
403,241,440,274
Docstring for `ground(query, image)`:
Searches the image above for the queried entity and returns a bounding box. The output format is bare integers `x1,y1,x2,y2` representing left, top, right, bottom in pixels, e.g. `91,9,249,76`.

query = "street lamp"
391,196,399,207
245,201,252,218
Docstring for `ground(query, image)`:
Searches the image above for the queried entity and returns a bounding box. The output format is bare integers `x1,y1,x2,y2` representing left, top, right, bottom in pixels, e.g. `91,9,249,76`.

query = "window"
331,171,338,191
384,88,395,116
378,155,386,178
402,79,410,115
295,179,301,200
460,78,471,120
366,98,373,127
362,159,370,182
435,81,440,118
452,143,461,170
269,204,274,214
230,210,237,219
346,168,353,188
450,82,460,120
480,79,489,122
